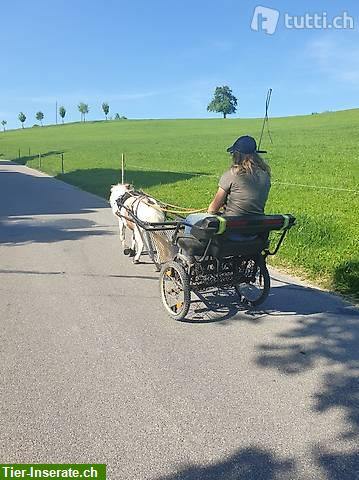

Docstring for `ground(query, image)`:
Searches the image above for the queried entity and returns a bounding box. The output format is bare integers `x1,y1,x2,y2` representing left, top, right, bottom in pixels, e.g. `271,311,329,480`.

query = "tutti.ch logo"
251,6,354,34
251,6,280,35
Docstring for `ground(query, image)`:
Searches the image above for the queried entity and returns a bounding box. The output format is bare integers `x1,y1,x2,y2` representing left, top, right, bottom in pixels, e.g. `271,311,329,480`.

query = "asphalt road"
0,160,358,480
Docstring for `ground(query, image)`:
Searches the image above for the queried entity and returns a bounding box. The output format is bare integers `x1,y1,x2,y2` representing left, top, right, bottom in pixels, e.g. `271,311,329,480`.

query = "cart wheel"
159,261,190,321
235,257,270,307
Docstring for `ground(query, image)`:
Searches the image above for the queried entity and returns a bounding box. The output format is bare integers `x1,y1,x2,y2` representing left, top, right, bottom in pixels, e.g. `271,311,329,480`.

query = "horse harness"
116,190,159,224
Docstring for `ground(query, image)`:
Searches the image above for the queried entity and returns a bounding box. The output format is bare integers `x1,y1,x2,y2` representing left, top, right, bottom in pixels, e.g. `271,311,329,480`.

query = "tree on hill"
36,111,44,126
102,102,110,120
18,112,26,128
207,86,238,119
78,102,89,122
114,113,127,120
59,106,66,124
1,120,7,131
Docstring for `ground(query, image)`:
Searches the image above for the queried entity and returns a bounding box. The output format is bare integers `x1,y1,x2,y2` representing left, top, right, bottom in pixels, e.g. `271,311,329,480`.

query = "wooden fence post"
121,153,125,184
61,153,64,174
39,153,41,168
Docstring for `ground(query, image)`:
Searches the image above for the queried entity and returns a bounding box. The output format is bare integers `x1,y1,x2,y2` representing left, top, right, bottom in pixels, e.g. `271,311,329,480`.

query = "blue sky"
2,0,359,128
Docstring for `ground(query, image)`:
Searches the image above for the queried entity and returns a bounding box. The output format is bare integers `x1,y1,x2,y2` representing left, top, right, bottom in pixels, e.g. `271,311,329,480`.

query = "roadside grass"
0,111,358,299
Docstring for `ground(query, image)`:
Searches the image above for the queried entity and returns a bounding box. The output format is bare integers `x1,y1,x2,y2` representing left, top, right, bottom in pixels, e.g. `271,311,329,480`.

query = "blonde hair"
231,152,271,177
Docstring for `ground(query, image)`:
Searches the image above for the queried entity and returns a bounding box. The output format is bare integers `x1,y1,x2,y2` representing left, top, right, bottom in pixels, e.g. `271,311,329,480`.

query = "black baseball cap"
227,135,267,154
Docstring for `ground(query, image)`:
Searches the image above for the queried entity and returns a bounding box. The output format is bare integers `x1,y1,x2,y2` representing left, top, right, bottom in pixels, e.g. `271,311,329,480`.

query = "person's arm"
208,187,227,214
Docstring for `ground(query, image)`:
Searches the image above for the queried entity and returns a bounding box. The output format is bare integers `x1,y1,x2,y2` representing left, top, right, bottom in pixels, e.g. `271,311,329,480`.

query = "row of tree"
1,102,127,130
1,86,238,130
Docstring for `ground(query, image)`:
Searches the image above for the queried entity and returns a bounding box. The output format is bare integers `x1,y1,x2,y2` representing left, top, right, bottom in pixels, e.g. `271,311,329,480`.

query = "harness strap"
116,190,133,207
133,194,147,218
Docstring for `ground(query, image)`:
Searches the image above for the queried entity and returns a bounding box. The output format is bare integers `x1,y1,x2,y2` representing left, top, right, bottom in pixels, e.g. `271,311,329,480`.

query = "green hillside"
1,111,358,299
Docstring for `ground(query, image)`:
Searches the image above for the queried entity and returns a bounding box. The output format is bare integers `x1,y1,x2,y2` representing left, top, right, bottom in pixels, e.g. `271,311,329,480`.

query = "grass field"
1,111,358,299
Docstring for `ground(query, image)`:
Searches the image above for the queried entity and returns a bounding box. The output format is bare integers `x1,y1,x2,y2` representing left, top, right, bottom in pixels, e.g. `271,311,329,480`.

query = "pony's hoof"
129,249,136,257
123,248,131,256
133,259,140,264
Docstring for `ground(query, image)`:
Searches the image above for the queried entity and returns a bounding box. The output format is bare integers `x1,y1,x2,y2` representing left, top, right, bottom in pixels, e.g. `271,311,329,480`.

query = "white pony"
109,183,165,263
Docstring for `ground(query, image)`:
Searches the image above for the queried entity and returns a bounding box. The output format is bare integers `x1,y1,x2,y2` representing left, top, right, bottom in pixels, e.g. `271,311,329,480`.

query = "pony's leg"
130,230,136,256
118,215,133,256
118,218,125,246
119,218,133,256
133,227,144,264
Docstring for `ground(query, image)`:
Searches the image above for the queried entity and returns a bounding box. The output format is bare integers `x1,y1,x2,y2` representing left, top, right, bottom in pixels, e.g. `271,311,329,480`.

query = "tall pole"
121,153,125,184
258,88,273,152
56,101,58,125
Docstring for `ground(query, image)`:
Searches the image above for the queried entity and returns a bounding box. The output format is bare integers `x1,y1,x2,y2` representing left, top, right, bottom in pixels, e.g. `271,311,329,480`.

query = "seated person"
184,136,271,240
208,135,271,217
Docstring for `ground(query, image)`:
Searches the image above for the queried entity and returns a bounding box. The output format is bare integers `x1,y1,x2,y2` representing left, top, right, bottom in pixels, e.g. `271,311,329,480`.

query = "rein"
117,189,206,216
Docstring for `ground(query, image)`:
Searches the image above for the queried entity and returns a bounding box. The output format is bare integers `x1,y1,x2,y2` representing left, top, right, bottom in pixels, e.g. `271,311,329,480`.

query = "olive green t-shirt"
219,168,271,216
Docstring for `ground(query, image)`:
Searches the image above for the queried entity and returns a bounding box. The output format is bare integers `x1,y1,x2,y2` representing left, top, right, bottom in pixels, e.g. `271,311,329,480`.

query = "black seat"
177,234,269,258
189,214,295,240
178,214,295,258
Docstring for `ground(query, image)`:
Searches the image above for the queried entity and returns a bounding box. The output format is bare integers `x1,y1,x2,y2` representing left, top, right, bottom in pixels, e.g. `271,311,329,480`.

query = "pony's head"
109,183,134,206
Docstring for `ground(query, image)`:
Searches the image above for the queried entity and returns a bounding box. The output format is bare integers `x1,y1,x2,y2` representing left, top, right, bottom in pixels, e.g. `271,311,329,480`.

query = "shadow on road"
161,278,359,479
154,444,359,480
155,446,295,480
255,285,358,433
181,279,357,325
253,281,359,478
314,448,359,480
0,170,107,217
177,275,359,478
0,168,112,244
0,269,159,281
0,218,112,245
